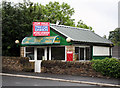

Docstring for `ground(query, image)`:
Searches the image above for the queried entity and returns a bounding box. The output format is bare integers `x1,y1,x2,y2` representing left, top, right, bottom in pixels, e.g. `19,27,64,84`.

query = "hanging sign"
33,22,50,36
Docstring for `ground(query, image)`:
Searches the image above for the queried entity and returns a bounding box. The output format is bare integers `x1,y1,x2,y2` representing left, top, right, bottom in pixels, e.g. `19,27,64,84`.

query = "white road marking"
0,73,120,87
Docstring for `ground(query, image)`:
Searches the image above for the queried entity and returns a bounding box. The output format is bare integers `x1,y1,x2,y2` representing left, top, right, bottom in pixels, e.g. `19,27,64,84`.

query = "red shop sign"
67,51,73,61
33,22,50,36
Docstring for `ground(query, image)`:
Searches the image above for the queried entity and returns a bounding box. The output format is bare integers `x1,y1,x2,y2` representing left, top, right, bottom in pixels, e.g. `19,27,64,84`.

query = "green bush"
91,58,120,78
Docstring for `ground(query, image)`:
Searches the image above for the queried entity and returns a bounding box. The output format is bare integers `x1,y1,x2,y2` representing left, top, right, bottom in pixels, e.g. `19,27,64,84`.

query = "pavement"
1,71,120,87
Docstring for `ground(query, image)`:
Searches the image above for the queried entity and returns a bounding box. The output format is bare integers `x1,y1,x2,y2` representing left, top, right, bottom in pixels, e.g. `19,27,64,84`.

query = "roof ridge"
50,23,90,31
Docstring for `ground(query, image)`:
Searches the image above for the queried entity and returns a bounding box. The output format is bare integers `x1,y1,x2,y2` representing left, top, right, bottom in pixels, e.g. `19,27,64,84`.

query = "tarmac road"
2,75,118,88
2,75,94,86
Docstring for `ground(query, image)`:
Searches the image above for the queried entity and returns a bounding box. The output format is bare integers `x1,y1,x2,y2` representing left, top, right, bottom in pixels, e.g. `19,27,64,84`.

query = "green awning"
21,36,60,46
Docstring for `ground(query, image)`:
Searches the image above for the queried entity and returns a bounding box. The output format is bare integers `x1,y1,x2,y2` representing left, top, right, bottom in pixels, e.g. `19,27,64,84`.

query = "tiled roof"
50,24,112,44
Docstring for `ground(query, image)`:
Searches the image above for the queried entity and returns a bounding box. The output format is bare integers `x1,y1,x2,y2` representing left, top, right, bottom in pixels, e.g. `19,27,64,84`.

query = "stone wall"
20,47,24,57
41,60,104,78
2,56,33,72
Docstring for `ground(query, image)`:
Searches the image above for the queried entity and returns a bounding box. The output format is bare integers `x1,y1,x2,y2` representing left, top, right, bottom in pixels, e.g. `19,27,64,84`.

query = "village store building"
21,23,113,62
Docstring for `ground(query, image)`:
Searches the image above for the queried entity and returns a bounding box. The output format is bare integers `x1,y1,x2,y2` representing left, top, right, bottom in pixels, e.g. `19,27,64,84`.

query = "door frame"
34,47,47,61
34,47,47,73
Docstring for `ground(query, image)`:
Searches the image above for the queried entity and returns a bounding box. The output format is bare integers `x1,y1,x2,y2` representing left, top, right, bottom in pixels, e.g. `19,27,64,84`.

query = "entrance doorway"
35,47,47,73
37,48,44,60
24,47,47,73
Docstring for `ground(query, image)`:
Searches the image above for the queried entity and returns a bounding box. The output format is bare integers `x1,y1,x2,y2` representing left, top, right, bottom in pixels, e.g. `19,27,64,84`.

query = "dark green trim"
72,41,113,47
50,30,71,45
92,56,110,60
21,43,60,46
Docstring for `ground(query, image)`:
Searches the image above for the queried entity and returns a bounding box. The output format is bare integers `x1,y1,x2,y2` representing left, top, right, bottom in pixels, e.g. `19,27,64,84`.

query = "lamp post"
15,40,20,57
15,40,19,44
15,40,20,47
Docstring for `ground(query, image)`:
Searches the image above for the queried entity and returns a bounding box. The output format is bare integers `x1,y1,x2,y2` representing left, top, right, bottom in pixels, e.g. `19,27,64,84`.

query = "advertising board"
33,22,50,36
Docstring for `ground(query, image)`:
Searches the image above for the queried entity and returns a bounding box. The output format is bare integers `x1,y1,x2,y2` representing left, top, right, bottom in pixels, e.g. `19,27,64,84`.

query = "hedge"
91,58,120,78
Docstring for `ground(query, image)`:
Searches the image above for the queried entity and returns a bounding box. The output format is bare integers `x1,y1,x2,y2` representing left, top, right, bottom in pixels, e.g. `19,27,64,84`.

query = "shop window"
37,48,44,60
75,47,91,61
86,47,91,60
26,47,34,60
75,47,79,60
80,48,84,60
47,47,49,60
51,47,65,60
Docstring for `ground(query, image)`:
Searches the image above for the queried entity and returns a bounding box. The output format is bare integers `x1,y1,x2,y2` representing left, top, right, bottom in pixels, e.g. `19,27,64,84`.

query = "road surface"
2,75,117,88
2,75,95,86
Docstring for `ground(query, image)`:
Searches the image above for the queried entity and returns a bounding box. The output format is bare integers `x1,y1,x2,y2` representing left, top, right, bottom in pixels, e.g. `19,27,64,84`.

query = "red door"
67,51,73,61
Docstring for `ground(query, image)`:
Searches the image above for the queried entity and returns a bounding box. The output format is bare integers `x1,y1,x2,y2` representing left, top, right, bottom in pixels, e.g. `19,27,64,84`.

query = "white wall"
93,46,110,56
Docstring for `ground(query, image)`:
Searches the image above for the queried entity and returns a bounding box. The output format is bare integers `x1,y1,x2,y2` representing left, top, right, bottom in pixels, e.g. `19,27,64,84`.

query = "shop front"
21,22,113,72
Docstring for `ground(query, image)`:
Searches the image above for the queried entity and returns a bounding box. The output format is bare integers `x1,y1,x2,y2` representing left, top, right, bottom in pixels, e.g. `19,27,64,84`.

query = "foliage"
91,58,120,78
42,1,75,26
103,35,107,39
2,0,93,56
2,1,36,56
77,20,94,32
108,28,120,46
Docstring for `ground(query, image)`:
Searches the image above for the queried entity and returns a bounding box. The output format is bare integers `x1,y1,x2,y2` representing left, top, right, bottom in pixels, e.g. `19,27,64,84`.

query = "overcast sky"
8,0,119,37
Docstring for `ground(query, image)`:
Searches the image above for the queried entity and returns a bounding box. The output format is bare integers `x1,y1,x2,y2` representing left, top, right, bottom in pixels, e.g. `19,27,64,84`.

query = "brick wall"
2,56,33,72
41,60,104,78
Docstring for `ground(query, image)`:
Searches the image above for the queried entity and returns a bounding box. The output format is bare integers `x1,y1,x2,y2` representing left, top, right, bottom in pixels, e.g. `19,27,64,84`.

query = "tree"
77,20,94,32
2,1,93,56
2,1,40,56
103,35,107,39
2,1,76,56
108,28,120,46
42,1,75,26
